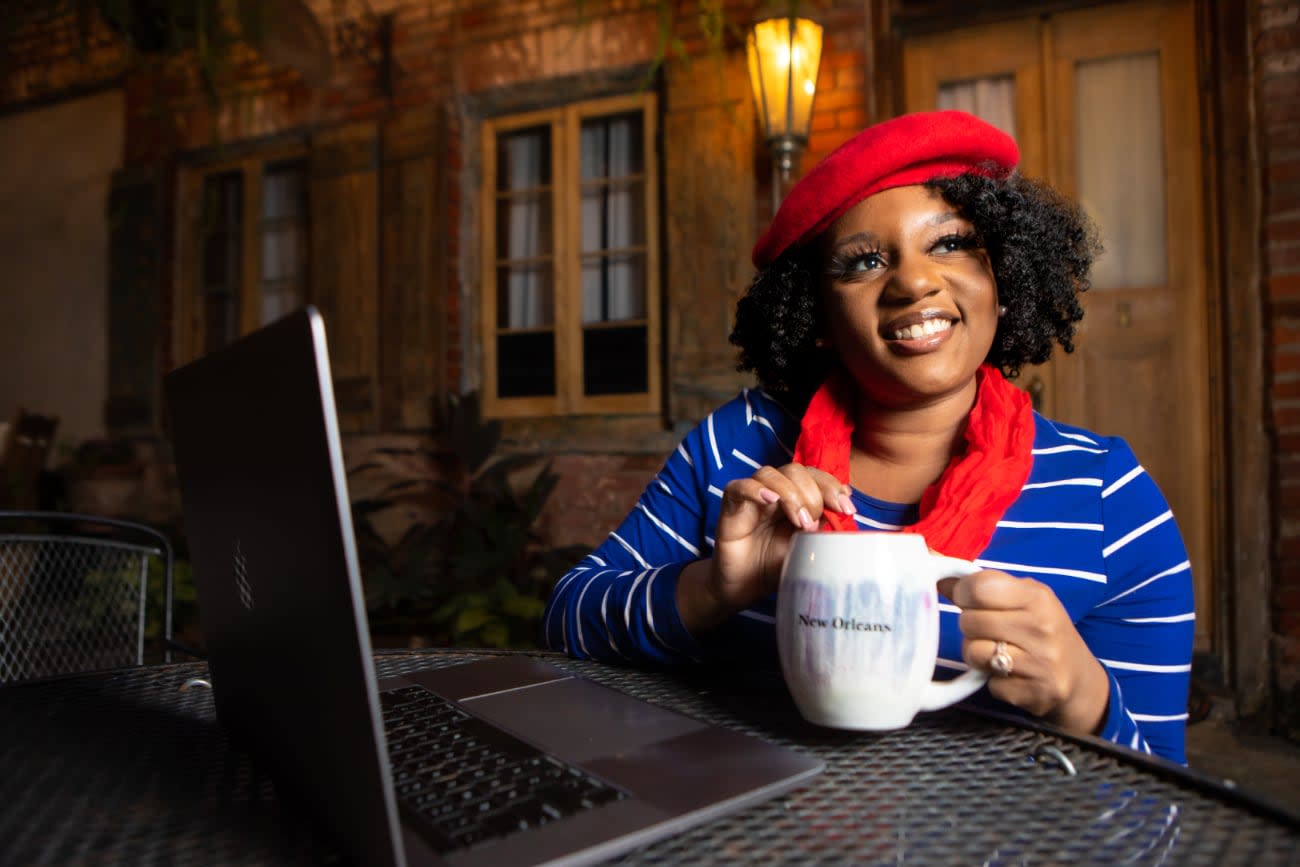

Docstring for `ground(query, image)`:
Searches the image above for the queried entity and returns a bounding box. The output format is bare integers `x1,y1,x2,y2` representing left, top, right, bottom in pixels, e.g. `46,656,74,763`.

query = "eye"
827,247,887,280
932,232,980,254
851,251,887,271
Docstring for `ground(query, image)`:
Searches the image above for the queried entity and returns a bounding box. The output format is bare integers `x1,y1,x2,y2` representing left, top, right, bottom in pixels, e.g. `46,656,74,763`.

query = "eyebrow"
829,231,879,254
828,210,964,254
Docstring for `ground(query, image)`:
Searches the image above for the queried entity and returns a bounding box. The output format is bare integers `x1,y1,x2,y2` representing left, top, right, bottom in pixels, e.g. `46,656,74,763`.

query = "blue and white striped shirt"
543,388,1195,764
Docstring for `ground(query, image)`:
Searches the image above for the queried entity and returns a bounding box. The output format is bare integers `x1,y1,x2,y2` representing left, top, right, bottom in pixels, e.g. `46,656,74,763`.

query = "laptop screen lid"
167,306,824,867
165,307,406,867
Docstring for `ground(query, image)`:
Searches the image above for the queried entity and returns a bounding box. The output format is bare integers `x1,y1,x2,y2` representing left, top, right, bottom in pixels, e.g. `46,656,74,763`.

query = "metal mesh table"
2,649,1296,865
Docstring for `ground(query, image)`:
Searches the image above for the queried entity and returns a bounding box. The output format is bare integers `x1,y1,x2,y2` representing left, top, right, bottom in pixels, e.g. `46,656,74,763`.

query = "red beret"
751,110,1020,269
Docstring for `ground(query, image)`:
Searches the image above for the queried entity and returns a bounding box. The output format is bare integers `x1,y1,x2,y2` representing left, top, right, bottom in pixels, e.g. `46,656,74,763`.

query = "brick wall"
1261,0,1300,731
0,0,872,551
0,5,123,104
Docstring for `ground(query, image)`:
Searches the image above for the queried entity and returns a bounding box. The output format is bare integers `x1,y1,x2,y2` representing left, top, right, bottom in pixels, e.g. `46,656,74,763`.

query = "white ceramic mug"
776,531,986,731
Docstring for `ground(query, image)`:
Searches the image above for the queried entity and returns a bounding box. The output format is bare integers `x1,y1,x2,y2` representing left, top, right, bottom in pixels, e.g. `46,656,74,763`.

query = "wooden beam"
1203,0,1270,715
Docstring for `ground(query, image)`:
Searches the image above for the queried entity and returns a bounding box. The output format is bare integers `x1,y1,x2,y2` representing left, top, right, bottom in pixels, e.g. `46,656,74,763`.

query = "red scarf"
792,364,1035,560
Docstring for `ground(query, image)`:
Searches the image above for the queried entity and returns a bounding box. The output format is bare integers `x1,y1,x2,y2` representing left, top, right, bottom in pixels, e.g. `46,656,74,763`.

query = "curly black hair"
730,171,1101,413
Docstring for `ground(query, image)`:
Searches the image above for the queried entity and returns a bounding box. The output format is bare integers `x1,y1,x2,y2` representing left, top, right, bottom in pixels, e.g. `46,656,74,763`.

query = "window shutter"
663,57,758,427
381,108,448,430
106,166,167,435
310,121,381,433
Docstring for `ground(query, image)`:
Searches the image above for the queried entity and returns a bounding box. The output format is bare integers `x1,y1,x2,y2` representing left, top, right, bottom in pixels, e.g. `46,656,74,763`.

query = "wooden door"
903,0,1213,649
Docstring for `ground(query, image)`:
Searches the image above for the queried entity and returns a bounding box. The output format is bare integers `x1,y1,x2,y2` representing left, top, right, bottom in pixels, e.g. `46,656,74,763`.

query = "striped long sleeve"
541,390,789,663
541,391,1195,764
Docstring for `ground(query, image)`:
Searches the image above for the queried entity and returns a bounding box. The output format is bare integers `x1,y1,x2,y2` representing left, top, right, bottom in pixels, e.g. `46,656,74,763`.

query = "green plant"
75,565,141,631
146,556,197,641
70,555,194,641
351,392,589,649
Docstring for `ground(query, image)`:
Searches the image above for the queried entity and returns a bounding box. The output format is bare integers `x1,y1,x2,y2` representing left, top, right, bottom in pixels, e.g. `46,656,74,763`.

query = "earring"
998,305,1008,318
814,336,830,349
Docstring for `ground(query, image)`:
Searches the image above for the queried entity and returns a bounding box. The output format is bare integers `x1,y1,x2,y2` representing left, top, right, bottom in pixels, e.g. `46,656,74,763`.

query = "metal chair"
0,511,174,684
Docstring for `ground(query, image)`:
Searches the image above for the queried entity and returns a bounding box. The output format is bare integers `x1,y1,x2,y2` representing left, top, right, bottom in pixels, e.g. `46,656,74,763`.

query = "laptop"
163,306,822,867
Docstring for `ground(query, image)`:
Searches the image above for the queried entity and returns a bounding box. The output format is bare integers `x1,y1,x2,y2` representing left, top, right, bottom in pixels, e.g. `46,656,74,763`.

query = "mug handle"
919,554,988,712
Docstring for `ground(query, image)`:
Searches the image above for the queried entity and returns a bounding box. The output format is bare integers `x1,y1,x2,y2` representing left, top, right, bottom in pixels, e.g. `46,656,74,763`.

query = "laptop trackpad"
461,677,707,763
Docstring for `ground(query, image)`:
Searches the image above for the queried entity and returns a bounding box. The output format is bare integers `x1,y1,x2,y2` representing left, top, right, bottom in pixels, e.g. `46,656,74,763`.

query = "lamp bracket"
334,11,396,97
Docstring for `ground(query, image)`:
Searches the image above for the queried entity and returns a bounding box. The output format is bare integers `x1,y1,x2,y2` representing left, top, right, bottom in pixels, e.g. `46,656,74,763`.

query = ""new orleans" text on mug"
797,614,893,632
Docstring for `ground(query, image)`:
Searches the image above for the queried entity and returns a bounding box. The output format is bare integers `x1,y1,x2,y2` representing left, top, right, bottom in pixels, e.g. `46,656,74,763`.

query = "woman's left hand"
936,571,1111,737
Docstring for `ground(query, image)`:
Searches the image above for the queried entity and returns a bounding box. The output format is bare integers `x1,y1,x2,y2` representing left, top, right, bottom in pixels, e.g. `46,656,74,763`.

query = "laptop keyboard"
380,685,626,853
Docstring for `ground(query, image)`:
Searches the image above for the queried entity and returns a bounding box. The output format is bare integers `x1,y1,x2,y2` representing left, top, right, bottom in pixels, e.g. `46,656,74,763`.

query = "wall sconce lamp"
746,9,824,210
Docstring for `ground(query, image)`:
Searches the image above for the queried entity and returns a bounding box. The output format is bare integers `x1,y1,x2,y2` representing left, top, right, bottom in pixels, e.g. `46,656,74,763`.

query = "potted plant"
349,392,589,649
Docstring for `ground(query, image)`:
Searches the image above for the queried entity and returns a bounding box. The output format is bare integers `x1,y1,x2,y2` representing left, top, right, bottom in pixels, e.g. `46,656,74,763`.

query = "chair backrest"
0,411,59,510
0,511,173,684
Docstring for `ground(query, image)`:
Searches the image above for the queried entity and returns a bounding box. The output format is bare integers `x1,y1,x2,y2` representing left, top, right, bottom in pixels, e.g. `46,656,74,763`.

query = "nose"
883,253,943,305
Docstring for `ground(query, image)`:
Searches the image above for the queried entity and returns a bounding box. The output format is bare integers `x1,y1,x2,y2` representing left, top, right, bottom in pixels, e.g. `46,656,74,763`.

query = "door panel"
1049,1,1210,648
1072,52,1168,290
903,0,1212,649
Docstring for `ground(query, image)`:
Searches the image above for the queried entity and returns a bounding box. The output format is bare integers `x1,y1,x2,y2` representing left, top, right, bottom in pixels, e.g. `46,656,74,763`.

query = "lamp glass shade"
746,15,823,144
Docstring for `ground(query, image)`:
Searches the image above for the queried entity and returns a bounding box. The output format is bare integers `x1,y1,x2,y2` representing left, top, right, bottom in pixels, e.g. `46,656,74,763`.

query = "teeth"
891,319,952,340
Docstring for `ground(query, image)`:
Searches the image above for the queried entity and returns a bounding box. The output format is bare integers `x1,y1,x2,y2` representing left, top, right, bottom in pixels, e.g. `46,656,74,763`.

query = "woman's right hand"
676,464,855,634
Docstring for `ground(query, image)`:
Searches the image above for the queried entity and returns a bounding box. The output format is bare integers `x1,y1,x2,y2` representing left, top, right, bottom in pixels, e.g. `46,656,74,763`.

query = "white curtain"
502,132,548,328
580,116,642,324
259,164,306,325
937,76,1017,140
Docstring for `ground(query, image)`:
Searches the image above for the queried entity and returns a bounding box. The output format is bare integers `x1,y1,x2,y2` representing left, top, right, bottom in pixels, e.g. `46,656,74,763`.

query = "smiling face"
817,184,999,410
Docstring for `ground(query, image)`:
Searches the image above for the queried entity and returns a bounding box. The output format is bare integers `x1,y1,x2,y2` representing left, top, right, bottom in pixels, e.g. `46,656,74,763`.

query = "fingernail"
798,508,815,530
758,488,780,504
837,493,856,515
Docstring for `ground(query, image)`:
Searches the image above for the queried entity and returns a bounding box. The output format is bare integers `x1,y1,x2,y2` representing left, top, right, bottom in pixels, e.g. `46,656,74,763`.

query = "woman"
542,111,1195,764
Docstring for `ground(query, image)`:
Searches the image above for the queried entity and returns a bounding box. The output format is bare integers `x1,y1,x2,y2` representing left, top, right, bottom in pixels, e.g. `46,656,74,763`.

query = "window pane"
936,75,1016,139
498,332,556,397
1076,53,1166,290
496,191,553,260
497,265,553,329
583,325,648,395
203,292,237,354
580,112,644,181
202,231,235,286
580,180,645,254
262,161,306,219
199,170,243,352
580,161,646,323
260,160,308,325
497,126,551,191
582,253,645,323
262,227,295,274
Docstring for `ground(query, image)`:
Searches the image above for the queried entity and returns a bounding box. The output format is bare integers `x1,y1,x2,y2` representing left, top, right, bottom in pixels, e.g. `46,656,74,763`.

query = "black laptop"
163,307,822,867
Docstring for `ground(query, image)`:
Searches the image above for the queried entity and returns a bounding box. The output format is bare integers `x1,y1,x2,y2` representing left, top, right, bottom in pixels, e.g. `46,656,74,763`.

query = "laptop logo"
234,538,254,610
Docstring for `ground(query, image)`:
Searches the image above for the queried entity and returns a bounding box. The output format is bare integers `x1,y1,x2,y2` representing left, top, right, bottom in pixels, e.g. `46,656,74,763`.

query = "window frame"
479,92,661,419
175,143,309,365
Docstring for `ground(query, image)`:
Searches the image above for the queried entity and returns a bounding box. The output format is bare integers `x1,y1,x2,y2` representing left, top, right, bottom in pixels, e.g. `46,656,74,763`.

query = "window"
180,150,310,361
480,93,661,417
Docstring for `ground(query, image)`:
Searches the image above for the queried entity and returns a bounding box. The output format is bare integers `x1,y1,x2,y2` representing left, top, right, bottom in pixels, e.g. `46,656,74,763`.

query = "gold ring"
990,640,1014,677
